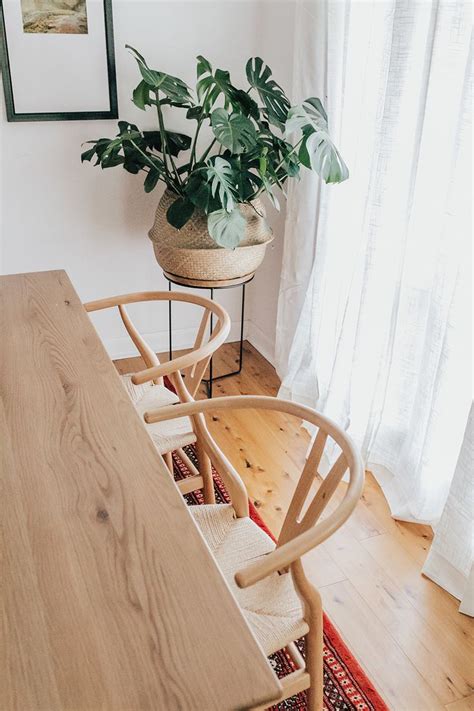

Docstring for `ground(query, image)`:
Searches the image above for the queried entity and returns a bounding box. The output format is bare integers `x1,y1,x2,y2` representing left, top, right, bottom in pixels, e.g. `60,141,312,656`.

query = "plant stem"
189,118,203,171
129,139,165,175
248,200,265,217
199,137,217,164
247,137,304,201
189,83,214,171
155,90,183,191
141,164,167,185
272,136,304,175
154,101,173,184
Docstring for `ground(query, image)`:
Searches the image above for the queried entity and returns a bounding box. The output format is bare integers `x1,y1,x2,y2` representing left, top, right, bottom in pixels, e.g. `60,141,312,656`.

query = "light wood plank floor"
115,342,474,711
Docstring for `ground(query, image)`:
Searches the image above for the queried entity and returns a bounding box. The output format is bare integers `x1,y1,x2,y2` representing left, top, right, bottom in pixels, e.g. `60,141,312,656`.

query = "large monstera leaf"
286,97,349,184
207,207,246,248
206,157,237,212
211,109,257,154
226,157,262,201
196,56,260,119
132,80,153,111
302,132,349,183
126,45,193,104
285,97,328,134
196,56,235,112
246,57,290,128
166,197,195,229
142,130,191,157
185,171,220,213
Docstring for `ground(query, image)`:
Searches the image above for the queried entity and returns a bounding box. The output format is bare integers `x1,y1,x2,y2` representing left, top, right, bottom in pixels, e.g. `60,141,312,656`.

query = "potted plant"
82,47,348,282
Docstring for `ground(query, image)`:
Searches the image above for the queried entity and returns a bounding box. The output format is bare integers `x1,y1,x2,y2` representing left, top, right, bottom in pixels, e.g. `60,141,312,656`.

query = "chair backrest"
277,424,351,548
84,291,231,397
143,395,365,585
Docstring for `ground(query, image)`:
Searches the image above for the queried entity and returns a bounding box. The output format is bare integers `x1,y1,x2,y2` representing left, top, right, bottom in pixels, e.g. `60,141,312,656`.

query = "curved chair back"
143,395,365,585
84,291,231,397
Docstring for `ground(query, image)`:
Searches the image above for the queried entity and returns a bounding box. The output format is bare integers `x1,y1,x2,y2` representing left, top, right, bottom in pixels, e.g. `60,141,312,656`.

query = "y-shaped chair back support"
144,395,364,711
144,394,364,573
84,292,230,503
84,291,230,397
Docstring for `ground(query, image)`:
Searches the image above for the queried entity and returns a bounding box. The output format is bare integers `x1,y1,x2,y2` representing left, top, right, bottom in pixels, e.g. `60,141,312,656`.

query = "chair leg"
196,440,215,504
163,451,173,474
305,592,324,711
249,670,310,711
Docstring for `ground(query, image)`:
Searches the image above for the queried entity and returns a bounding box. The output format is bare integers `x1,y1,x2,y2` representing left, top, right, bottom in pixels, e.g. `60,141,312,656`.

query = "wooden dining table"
0,270,281,711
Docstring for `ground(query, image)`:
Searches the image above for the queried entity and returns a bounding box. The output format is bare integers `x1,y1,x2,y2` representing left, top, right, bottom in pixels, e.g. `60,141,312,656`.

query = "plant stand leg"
202,283,246,398
168,281,173,361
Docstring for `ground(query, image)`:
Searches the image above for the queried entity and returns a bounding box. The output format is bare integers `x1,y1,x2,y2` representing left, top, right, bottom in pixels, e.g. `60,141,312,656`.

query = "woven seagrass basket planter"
149,190,273,282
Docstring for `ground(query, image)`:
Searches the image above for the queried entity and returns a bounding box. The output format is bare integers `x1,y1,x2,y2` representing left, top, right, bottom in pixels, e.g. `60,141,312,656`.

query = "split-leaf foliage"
82,46,348,248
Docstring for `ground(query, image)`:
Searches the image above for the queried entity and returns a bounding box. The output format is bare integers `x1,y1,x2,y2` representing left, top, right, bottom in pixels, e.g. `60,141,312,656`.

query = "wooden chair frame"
144,395,364,711
84,291,231,503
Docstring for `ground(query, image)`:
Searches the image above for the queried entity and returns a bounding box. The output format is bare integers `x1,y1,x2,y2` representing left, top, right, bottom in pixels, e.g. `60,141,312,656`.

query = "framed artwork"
0,0,118,121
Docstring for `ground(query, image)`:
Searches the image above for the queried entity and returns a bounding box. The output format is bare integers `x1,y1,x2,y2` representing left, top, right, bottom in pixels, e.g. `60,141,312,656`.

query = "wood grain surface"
0,270,280,711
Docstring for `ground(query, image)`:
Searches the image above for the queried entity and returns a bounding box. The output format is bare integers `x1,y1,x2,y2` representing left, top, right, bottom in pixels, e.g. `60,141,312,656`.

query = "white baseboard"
101,316,276,370
101,319,250,361
246,321,276,366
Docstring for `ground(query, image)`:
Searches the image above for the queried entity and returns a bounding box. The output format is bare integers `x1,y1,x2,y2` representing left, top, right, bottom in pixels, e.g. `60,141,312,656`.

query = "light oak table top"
0,270,281,711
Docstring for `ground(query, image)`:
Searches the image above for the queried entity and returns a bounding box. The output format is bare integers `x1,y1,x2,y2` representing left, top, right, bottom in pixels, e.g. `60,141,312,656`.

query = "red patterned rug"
172,445,389,711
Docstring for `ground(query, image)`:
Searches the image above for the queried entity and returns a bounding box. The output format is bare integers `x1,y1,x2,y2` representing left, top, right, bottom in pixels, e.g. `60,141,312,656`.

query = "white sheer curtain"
276,1,472,608
422,403,473,616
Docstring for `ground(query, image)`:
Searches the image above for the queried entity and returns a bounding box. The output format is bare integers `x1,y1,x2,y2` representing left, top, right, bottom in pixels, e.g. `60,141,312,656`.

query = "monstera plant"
82,47,348,249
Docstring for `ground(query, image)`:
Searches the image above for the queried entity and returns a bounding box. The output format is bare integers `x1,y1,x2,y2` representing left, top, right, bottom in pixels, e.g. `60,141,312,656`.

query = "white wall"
0,0,294,363
245,1,294,364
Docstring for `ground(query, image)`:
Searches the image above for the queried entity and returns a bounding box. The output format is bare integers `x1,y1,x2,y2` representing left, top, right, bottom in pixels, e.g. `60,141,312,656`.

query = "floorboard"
445,695,474,711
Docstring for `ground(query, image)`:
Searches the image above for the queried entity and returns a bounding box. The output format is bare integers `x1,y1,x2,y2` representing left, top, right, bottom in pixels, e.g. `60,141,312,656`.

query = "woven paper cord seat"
191,504,309,656
121,374,196,455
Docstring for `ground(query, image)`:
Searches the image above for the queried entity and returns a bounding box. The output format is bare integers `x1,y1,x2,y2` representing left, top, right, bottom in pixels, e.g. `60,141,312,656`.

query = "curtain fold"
277,0,472,596
422,403,474,616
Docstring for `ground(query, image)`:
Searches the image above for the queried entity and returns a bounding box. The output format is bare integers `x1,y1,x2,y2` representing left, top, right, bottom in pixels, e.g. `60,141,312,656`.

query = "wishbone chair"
84,291,230,503
144,392,364,711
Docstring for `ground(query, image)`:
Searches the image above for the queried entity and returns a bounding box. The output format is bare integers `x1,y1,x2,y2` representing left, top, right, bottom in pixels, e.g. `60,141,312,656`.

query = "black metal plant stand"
164,272,254,398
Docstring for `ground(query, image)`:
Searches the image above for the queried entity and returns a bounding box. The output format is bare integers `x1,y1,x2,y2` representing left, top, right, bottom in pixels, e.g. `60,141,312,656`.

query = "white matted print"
1,0,117,120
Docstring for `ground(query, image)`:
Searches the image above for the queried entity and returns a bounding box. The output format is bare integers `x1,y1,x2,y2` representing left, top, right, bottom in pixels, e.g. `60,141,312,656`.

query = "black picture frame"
0,0,118,122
